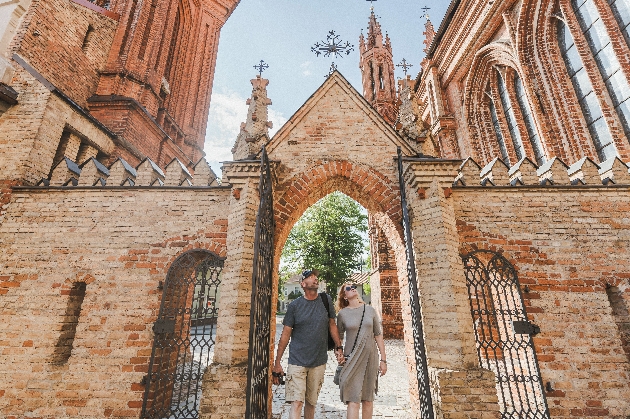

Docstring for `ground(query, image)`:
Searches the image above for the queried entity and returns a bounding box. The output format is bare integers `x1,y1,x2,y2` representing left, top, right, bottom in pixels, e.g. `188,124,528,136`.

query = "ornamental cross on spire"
311,30,355,58
253,60,269,76
396,58,413,76
421,6,431,19
367,0,377,10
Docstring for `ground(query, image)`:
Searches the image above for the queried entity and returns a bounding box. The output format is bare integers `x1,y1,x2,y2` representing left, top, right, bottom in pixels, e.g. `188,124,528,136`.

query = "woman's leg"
361,400,373,419
346,402,360,419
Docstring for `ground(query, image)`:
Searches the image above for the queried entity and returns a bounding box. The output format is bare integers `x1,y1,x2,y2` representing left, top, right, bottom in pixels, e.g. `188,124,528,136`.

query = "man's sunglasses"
345,285,357,291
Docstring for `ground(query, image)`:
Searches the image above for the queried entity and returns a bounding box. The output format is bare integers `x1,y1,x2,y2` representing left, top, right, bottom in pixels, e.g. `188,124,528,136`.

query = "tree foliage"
280,192,368,294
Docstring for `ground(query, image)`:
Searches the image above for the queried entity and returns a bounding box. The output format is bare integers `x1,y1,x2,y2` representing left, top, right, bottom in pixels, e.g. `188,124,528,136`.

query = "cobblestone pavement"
271,316,412,418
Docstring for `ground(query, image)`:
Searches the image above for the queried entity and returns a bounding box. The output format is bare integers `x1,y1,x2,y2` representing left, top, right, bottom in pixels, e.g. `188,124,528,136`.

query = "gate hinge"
512,321,540,336
153,319,175,334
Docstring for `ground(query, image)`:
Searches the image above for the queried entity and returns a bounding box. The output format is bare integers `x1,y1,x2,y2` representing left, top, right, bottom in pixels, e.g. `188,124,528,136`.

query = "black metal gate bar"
141,251,224,419
462,250,550,419
245,146,275,418
396,147,435,419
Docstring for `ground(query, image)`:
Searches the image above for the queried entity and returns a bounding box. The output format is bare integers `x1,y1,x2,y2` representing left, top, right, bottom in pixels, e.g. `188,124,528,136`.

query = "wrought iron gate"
245,146,275,418
462,250,550,419
396,147,435,419
141,250,224,419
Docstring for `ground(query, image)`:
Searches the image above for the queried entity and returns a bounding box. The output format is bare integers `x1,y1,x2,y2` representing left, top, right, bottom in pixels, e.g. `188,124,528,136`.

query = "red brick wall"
12,0,118,108
454,187,630,417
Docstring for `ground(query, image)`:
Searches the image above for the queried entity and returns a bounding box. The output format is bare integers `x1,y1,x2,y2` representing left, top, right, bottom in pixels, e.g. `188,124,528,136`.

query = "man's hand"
272,362,285,385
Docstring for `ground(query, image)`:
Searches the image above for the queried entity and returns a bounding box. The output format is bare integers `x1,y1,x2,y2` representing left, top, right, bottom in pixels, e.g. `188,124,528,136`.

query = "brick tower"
359,11,397,125
87,0,240,168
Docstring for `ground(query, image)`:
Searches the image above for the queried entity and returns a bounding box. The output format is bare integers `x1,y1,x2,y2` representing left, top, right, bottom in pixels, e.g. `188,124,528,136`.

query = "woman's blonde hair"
335,283,364,312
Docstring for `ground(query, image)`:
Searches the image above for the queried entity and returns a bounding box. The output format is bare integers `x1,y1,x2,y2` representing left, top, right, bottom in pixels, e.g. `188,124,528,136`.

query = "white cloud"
204,90,287,177
301,61,313,77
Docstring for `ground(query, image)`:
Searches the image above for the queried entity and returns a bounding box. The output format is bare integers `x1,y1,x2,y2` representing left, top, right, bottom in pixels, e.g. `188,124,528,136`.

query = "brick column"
200,162,261,419
404,158,501,418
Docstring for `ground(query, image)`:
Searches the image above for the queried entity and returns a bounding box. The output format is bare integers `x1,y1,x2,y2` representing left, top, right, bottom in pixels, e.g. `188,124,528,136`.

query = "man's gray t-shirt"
283,294,336,368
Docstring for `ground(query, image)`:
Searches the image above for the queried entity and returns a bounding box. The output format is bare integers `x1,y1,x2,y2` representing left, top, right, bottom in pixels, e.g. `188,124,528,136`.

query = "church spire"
359,11,397,125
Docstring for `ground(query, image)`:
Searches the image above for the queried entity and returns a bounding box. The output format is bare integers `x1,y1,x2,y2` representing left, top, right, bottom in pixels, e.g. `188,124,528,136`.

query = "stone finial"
423,18,436,54
567,157,600,185
135,158,165,186
508,157,538,185
108,158,137,186
193,158,219,186
164,158,192,186
599,156,630,185
396,79,420,141
78,158,109,186
457,157,482,186
537,157,569,185
50,157,81,186
231,75,273,161
480,157,509,186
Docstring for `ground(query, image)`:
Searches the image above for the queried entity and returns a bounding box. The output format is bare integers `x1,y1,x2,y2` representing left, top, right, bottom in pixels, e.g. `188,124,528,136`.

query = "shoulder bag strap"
349,305,366,355
320,292,331,317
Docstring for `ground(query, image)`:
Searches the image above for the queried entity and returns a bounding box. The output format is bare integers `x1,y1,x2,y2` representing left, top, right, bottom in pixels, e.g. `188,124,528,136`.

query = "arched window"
608,0,630,47
572,0,630,139
497,70,526,161
514,75,546,165
557,18,617,161
486,86,510,164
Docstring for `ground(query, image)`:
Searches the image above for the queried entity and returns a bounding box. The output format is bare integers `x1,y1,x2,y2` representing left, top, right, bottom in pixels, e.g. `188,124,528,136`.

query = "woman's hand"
379,360,387,376
335,348,345,364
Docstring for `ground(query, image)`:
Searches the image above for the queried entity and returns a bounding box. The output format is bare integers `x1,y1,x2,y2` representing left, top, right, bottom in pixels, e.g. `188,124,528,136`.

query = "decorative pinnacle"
367,0,376,11
311,30,355,58
326,62,338,78
396,58,413,76
253,60,269,76
421,6,431,20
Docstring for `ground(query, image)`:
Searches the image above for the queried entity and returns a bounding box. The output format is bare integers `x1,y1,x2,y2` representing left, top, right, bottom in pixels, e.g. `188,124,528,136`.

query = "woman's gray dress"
337,304,382,403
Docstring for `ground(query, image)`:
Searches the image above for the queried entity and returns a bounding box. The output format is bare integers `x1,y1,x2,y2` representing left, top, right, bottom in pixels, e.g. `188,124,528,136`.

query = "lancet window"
557,16,617,161
487,86,510,164
496,70,526,161
514,75,546,165
608,0,630,48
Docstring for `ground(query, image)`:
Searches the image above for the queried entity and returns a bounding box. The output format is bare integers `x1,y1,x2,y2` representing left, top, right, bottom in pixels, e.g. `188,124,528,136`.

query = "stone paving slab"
271,316,412,418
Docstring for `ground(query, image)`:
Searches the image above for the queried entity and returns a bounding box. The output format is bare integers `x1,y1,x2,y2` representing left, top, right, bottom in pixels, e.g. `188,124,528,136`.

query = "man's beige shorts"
285,363,326,406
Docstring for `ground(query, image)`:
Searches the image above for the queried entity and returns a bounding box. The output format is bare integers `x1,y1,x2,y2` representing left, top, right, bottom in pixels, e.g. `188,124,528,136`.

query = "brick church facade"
0,0,629,418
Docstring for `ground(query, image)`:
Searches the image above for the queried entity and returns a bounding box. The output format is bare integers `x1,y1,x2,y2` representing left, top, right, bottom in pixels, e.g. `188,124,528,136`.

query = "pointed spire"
359,11,398,125
423,18,436,54
231,75,273,160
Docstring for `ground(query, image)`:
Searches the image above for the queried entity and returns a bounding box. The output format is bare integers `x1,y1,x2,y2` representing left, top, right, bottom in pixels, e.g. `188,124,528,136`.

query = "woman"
335,283,387,419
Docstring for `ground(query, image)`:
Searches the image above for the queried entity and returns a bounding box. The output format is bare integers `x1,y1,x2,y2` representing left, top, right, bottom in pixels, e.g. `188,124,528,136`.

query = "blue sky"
203,0,451,175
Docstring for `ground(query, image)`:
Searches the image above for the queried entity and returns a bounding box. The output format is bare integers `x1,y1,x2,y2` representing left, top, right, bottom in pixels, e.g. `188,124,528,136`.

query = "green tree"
280,192,368,295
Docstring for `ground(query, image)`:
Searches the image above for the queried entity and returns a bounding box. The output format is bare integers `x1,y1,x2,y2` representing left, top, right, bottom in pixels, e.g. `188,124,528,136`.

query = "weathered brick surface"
0,187,230,418
454,186,630,418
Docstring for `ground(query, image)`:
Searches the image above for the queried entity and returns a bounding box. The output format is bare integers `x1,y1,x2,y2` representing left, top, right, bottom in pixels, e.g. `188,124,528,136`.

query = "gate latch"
153,319,175,334
512,321,540,336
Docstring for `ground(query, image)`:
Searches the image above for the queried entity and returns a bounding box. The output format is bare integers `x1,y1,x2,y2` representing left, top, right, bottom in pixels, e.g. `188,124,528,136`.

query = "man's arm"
272,325,292,384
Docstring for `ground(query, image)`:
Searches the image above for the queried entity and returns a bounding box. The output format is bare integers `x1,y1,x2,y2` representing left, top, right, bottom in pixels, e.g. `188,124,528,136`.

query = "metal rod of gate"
396,147,435,419
246,146,275,418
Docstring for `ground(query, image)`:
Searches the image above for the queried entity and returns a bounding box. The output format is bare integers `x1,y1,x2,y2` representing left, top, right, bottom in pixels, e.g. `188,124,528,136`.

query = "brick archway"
270,158,411,349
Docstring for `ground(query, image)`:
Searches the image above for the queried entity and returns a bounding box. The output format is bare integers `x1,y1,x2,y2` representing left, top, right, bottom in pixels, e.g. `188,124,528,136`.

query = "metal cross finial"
421,6,431,19
367,0,376,11
311,31,355,58
253,60,269,76
396,58,413,76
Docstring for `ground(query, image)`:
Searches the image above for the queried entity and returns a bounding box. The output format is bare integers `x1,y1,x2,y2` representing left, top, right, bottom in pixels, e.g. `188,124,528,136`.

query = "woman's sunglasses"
345,285,357,291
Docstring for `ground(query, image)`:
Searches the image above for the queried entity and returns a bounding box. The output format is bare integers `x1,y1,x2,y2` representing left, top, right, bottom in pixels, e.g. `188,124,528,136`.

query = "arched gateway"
200,72,508,418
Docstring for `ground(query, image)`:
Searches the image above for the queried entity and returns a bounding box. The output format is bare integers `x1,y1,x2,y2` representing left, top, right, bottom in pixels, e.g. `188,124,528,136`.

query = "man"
272,269,344,419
